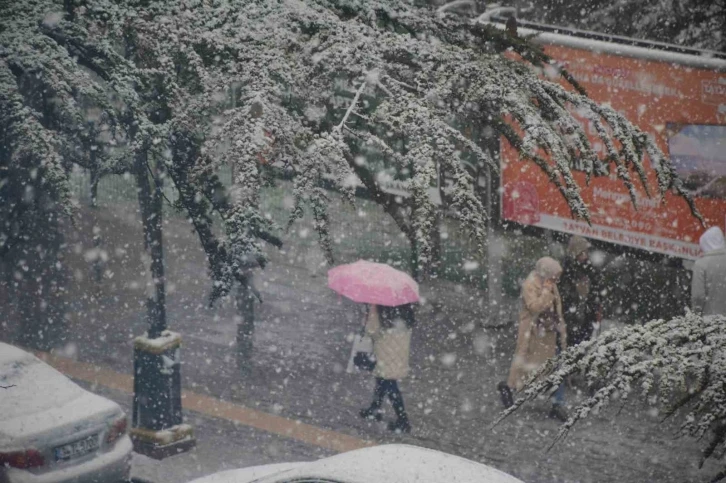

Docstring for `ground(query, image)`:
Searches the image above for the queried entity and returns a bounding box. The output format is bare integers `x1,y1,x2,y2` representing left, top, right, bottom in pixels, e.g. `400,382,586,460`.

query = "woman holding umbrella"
359,303,415,433
328,260,419,434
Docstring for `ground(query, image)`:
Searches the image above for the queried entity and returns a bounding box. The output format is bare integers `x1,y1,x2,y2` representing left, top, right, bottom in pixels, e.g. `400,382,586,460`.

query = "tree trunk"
92,226,104,283
235,276,255,369
90,166,99,208
409,232,420,281
427,214,443,277
135,151,166,338
484,163,505,327
427,164,449,277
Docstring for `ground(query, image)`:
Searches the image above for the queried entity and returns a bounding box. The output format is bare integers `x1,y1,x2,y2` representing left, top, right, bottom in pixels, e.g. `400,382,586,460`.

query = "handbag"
353,352,377,372
346,331,376,373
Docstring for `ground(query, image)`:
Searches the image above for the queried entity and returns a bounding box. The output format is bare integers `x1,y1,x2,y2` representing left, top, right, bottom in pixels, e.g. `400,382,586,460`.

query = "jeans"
552,383,566,405
369,378,408,423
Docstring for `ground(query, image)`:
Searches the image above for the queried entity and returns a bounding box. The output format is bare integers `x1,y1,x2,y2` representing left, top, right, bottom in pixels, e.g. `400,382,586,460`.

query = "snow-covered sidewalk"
71,380,329,483
14,203,719,483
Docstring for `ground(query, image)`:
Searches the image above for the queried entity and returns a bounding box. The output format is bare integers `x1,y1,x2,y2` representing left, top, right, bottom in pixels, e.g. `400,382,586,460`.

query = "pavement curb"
35,350,375,454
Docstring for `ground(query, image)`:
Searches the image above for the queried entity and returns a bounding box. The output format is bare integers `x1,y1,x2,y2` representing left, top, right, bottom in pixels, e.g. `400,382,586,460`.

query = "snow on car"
187,444,524,483
0,342,132,483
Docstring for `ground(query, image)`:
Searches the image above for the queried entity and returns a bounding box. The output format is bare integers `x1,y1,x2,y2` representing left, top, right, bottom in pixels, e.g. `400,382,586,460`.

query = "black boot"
359,407,383,421
387,418,411,434
498,381,514,409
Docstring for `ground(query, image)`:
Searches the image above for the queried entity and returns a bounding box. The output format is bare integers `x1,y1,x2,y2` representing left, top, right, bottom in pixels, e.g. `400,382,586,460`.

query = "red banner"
501,43,726,259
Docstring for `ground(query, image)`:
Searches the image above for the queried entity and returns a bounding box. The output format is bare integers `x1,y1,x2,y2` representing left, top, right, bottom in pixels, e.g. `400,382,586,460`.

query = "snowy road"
71,379,332,483
9,204,720,483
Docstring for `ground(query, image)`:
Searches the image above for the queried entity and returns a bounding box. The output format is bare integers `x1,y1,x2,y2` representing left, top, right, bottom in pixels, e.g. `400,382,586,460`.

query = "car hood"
187,462,306,483
237,445,524,483
187,445,525,483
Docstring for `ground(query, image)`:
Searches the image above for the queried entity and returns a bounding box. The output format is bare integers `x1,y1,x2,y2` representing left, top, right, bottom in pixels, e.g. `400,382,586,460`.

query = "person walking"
498,256,568,421
359,303,414,433
560,236,604,347
692,226,726,316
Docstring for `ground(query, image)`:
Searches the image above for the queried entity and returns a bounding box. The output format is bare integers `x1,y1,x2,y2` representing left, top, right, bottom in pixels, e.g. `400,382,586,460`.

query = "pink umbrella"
327,260,419,306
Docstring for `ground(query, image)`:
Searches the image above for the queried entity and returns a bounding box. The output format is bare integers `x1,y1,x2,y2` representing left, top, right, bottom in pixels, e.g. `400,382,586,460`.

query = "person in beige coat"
498,257,569,421
359,303,414,433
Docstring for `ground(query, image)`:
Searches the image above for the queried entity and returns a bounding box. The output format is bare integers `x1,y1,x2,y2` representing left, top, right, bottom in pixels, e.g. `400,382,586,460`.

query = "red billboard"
500,37,726,259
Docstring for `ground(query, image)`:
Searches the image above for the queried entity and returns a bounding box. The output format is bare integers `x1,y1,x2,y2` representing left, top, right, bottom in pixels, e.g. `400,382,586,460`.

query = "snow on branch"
493,312,726,482
334,76,369,134
0,61,74,217
1,0,701,292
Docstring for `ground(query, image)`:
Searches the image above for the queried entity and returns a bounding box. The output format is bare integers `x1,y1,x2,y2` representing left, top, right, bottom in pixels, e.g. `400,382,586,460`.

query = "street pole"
130,152,195,459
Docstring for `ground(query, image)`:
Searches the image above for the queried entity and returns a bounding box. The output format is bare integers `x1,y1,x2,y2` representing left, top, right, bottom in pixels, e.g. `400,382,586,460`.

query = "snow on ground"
4,203,721,483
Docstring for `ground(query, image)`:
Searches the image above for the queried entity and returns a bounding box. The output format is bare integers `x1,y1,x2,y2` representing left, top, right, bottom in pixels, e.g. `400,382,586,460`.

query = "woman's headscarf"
699,227,725,254
567,235,591,258
535,256,563,280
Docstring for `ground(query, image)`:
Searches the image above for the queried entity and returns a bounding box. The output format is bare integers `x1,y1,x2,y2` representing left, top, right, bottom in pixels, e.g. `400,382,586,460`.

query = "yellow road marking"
34,351,375,453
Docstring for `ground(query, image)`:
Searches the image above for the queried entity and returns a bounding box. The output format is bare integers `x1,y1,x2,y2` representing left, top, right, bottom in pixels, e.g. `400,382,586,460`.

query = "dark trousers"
369,378,408,423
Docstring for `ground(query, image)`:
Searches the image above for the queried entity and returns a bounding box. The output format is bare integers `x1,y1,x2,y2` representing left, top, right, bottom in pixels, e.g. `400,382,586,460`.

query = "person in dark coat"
559,236,604,347
692,226,726,316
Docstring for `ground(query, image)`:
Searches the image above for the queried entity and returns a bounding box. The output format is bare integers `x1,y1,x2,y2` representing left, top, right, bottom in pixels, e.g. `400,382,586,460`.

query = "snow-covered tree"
494,312,726,482
517,0,725,52
0,0,117,346
2,0,697,315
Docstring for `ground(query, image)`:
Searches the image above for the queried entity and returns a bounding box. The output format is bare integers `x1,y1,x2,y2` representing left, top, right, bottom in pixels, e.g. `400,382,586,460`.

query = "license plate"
54,435,99,461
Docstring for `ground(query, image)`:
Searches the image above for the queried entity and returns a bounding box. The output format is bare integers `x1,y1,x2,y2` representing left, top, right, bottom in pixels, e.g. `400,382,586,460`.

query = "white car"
188,444,524,483
0,343,132,483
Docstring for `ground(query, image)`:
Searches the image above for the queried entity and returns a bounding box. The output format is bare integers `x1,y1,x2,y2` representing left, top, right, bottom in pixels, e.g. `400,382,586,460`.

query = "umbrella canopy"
327,260,419,306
